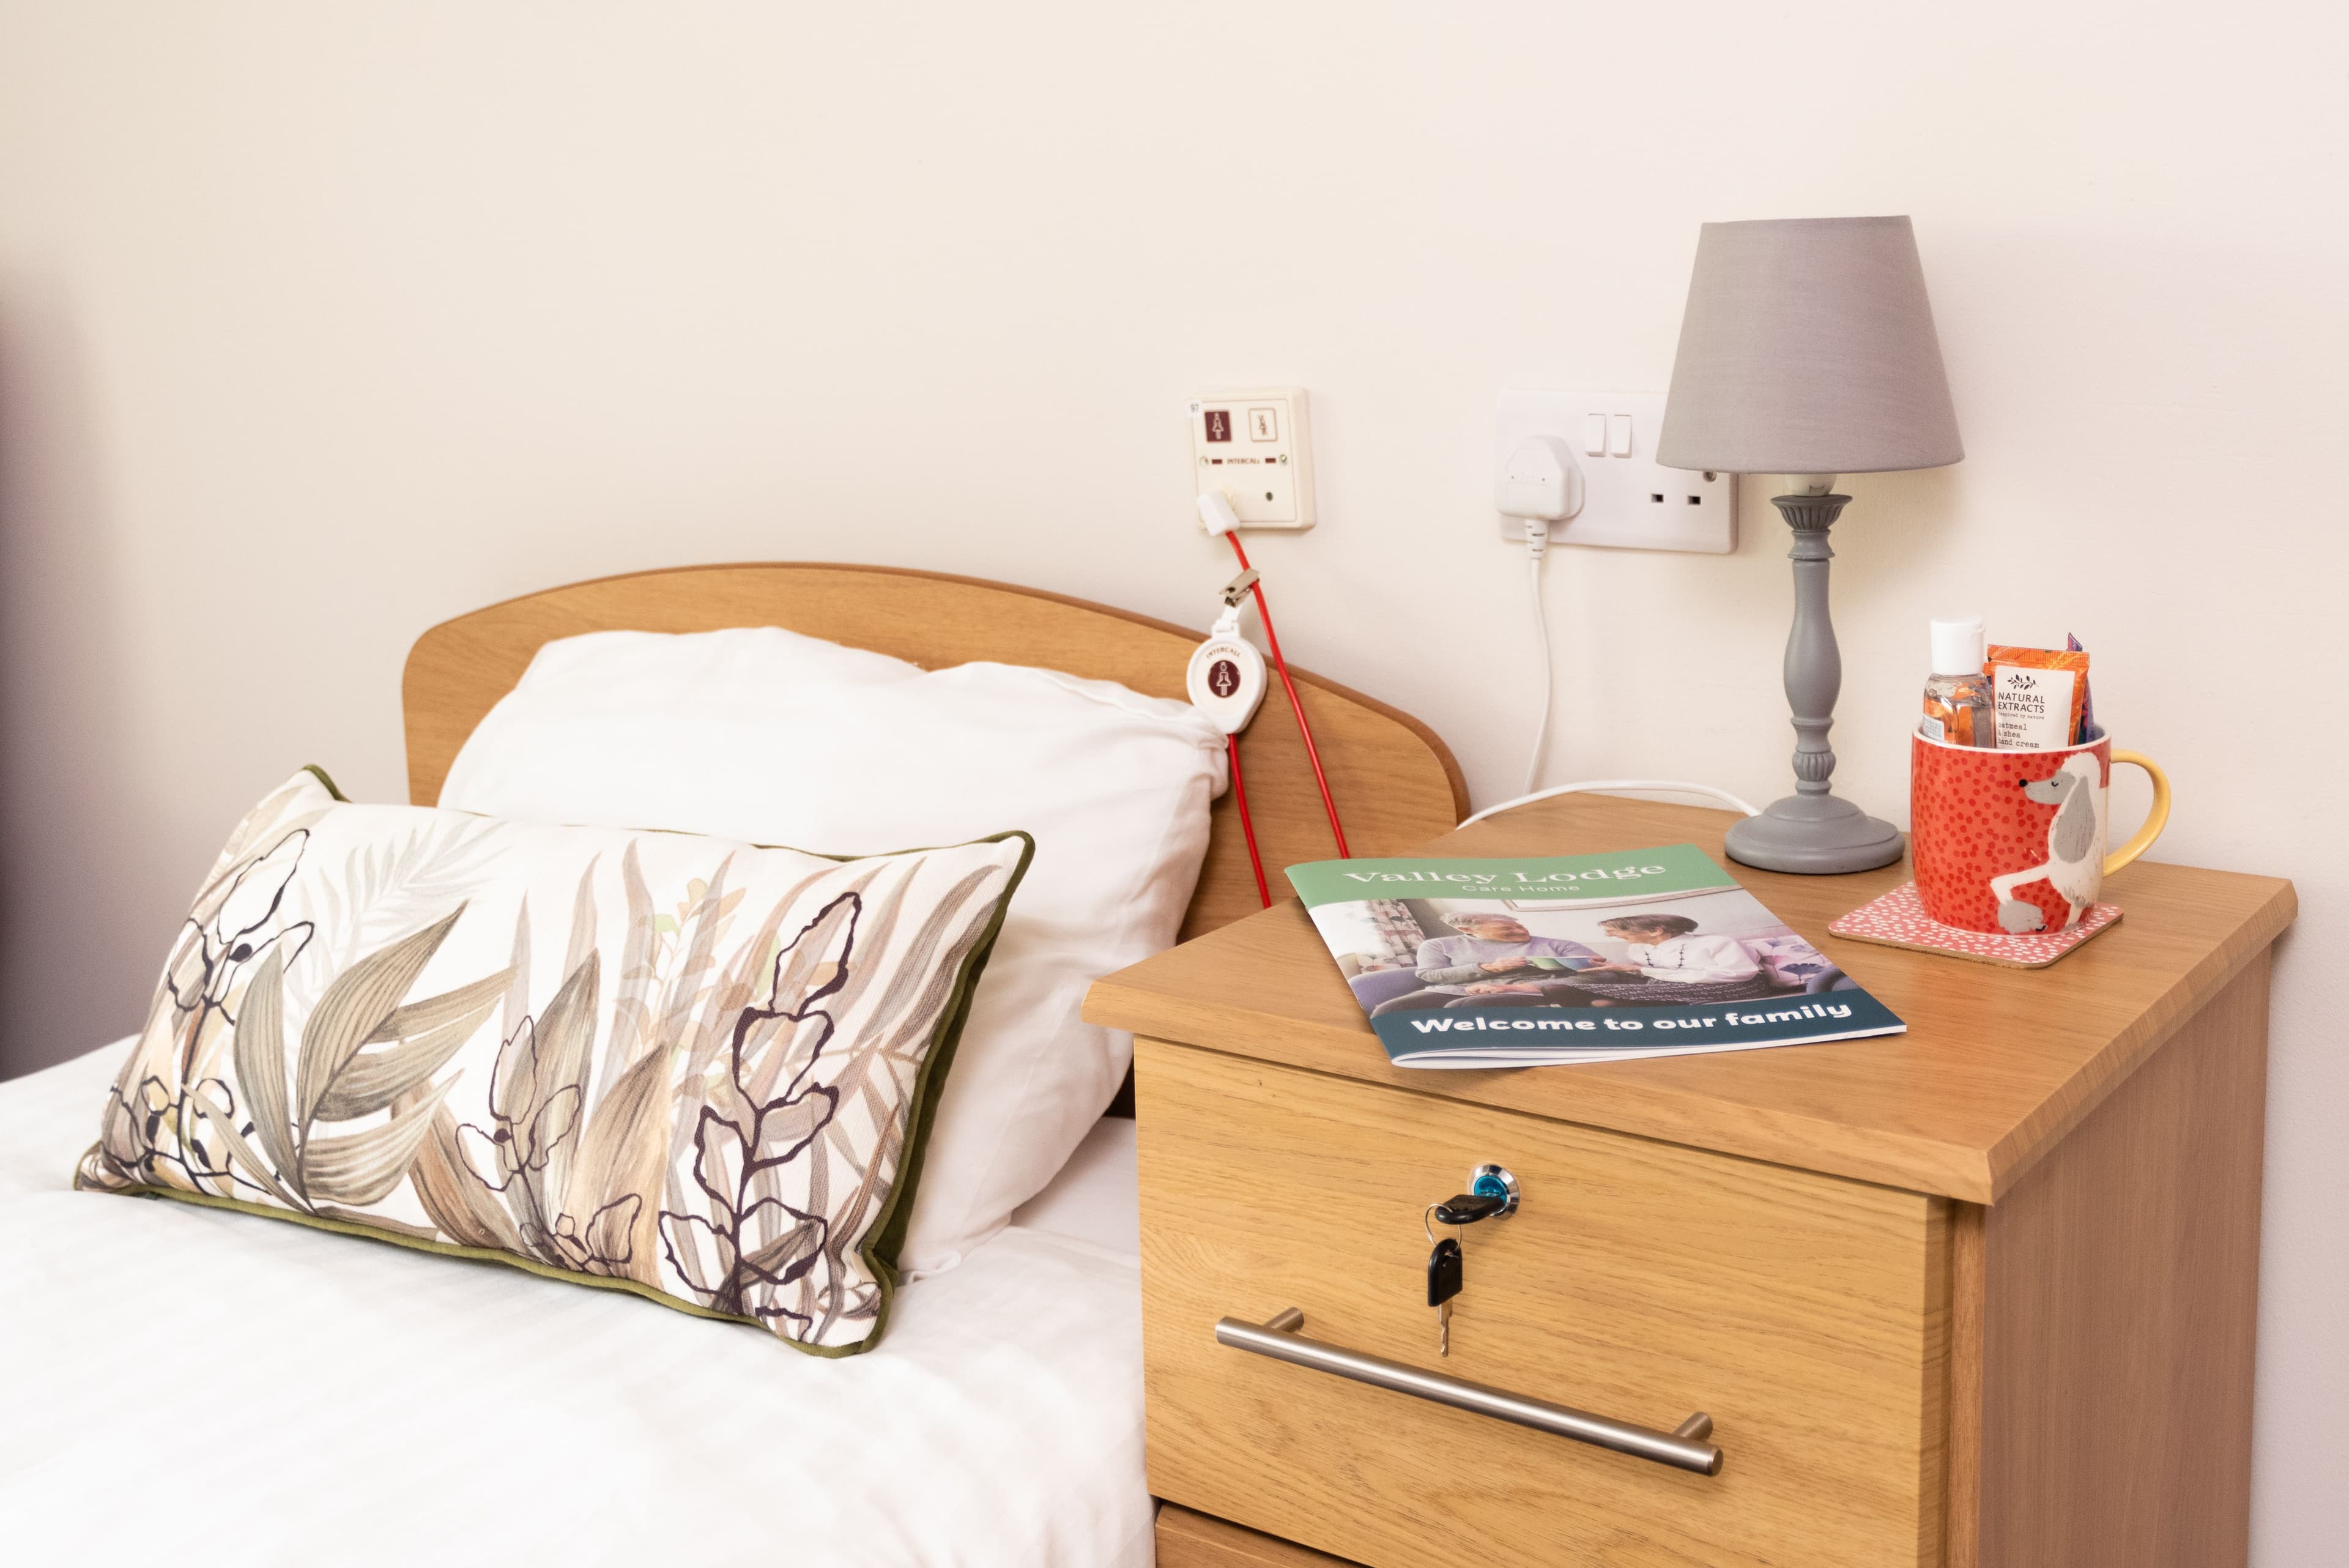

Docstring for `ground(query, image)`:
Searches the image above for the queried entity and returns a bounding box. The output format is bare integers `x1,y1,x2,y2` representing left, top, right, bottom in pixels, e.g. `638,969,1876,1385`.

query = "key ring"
1423,1202,1448,1247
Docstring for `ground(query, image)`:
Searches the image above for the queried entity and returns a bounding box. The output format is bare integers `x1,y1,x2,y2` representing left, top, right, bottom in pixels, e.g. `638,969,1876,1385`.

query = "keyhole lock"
1469,1163,1520,1216
1464,1163,1521,1219
1430,1164,1521,1227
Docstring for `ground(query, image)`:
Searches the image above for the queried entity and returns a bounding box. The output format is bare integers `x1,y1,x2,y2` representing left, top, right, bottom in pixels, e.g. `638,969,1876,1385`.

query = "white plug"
1197,489,1242,537
1496,436,1583,555
1497,435,1580,790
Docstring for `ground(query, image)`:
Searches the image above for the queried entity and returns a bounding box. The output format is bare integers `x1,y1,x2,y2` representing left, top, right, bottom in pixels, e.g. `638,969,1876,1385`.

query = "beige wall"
2,0,2340,1553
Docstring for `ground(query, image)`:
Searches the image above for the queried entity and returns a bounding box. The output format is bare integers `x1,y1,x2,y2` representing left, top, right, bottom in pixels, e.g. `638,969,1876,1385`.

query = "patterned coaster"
1828,881,2123,970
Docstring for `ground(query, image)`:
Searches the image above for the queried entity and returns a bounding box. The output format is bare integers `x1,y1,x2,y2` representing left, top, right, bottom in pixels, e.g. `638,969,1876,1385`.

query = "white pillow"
439,627,1225,1276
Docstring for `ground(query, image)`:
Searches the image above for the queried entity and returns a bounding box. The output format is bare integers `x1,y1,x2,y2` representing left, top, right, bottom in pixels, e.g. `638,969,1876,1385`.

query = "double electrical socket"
1495,391,1735,554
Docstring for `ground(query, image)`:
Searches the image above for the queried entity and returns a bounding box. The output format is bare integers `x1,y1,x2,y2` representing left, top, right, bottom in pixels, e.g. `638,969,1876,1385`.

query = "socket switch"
1495,390,1735,553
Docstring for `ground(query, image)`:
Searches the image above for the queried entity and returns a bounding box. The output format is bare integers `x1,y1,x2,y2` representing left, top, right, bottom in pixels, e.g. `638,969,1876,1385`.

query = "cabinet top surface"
1084,794,2294,1202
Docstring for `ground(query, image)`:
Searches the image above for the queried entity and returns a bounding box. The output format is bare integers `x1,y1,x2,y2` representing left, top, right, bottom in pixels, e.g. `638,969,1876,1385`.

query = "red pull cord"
1226,734,1271,908
1222,532,1352,859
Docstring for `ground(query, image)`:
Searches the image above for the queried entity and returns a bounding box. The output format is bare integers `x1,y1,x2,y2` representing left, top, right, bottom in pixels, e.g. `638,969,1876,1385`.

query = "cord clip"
1217,568,1260,608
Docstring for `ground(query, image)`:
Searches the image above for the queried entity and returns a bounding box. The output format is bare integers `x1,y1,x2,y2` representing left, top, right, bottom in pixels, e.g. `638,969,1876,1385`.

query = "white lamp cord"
1523,529,1552,797
1461,779,1762,829
1474,515,1761,831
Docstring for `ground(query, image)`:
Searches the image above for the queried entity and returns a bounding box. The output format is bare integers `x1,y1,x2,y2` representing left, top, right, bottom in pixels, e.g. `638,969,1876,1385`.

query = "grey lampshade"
1655,215,1962,476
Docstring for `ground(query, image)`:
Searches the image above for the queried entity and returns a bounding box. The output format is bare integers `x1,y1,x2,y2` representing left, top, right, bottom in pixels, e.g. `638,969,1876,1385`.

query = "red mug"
1910,726,2171,934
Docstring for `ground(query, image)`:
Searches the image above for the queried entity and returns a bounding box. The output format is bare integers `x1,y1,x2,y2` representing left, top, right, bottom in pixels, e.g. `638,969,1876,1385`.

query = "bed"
0,563,1464,1568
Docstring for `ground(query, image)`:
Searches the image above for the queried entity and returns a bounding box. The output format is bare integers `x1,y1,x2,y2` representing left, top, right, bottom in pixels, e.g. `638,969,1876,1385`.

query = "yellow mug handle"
2104,749,2170,877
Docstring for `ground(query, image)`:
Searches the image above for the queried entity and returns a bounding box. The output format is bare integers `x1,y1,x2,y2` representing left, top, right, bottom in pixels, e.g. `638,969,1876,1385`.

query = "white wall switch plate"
1192,387,1315,530
1494,390,1734,553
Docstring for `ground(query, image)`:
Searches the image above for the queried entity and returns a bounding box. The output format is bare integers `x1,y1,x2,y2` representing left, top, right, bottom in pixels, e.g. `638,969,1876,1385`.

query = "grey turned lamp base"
1726,488,1908,876
1724,792,1906,875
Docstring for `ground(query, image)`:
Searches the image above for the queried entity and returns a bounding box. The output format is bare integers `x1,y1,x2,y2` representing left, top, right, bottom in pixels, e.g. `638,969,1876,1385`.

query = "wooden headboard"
403,562,1466,941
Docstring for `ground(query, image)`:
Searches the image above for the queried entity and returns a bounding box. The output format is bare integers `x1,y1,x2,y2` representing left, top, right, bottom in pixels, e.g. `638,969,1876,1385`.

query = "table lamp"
1657,215,1963,874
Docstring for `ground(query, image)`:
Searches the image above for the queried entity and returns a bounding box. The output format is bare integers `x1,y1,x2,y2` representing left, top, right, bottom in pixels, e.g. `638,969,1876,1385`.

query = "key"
1426,1236,1464,1306
1432,1192,1507,1227
1427,1236,1463,1356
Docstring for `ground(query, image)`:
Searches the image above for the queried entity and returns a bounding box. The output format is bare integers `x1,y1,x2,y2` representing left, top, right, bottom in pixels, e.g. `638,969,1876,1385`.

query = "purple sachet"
2068,633,2096,743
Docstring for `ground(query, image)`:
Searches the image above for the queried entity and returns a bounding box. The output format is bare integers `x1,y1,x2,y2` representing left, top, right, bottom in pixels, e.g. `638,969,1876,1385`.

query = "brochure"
1287,844,1905,1068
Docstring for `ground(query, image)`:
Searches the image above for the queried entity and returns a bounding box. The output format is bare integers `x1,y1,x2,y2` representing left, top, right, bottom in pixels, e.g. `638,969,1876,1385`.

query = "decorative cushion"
76,767,1030,1355
436,626,1226,1277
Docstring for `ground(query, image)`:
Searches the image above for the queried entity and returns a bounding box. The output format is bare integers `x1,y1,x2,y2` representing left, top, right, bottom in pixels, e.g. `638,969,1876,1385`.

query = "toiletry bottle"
1923,617,1992,748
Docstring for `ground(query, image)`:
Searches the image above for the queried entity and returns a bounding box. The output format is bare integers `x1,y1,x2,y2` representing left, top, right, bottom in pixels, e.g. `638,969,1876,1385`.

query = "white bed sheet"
1011,1115,1139,1257
0,1041,1151,1568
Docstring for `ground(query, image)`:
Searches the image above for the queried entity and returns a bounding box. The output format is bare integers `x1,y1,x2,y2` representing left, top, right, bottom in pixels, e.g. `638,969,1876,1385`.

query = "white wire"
1461,779,1764,829
1492,516,1759,830
1524,550,1551,797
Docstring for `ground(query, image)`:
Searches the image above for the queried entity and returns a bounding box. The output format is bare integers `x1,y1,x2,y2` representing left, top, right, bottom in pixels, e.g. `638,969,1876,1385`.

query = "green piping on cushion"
299,763,350,801
864,829,1036,1288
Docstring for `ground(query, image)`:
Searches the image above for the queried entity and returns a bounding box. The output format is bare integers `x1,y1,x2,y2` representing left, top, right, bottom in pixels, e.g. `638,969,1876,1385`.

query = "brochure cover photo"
1288,844,1906,1068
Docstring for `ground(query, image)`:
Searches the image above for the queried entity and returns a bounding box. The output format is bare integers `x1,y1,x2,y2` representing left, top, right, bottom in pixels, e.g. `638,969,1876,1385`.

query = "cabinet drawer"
1137,1039,1949,1568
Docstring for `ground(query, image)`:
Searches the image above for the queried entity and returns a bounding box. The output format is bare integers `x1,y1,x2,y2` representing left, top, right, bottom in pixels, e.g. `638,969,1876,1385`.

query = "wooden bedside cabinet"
1083,794,2293,1568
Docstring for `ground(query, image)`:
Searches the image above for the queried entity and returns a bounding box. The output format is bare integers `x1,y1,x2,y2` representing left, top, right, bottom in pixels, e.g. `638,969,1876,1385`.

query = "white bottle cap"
1931,616,1985,676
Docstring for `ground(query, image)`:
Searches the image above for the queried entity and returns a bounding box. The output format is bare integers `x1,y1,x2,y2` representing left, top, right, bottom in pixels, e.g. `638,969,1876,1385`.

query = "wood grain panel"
400,562,1466,942
1089,792,2295,1202
1944,1201,1985,1568
1969,953,2268,1567
1137,1038,1950,1568
1158,1505,1367,1567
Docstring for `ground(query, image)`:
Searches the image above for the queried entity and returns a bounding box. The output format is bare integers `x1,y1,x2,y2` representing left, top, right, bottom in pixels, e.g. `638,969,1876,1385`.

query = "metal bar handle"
1213,1307,1724,1477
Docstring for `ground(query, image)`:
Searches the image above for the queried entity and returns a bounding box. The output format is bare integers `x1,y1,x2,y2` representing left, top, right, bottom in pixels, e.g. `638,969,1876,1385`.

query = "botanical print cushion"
76,768,1031,1355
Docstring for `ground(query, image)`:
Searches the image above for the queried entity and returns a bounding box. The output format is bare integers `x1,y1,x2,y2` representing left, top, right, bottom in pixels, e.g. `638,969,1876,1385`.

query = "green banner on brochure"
1286,844,1732,909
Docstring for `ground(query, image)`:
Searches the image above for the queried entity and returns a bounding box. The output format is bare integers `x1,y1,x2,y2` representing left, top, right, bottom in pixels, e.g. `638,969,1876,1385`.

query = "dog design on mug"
1989,752,2106,932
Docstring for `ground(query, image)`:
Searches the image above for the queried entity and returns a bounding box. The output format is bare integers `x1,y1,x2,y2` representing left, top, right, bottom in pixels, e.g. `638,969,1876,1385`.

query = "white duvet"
0,1042,1152,1568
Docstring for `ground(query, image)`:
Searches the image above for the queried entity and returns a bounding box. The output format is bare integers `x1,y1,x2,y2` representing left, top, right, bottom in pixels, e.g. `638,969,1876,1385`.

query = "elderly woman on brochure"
1368,911,1779,1016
